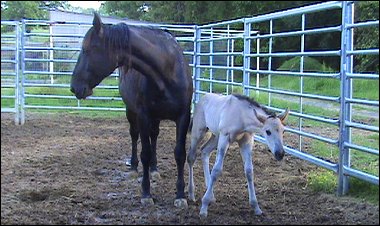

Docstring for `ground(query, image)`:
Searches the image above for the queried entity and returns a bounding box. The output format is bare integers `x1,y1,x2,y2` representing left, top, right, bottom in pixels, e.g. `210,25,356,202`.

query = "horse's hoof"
141,198,154,206
150,171,161,181
210,196,216,204
199,210,208,219
174,198,188,209
254,208,263,216
189,194,196,202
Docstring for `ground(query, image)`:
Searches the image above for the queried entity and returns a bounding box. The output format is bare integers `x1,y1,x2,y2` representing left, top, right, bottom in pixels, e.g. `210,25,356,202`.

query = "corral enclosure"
1,112,379,224
1,1,379,225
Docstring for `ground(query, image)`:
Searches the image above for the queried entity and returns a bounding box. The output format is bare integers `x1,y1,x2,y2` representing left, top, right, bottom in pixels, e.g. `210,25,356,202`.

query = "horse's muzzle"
70,85,93,100
275,150,285,161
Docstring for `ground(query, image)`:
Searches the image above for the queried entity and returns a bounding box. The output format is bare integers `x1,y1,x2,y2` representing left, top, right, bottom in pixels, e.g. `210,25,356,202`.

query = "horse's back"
119,69,191,120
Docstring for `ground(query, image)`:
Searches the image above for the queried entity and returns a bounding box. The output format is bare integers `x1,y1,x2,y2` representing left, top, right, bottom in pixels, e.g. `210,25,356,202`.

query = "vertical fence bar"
256,33,260,97
243,19,251,96
49,23,54,84
338,1,353,196
209,27,214,93
15,22,21,125
299,14,306,150
268,19,273,106
20,20,26,125
193,26,201,103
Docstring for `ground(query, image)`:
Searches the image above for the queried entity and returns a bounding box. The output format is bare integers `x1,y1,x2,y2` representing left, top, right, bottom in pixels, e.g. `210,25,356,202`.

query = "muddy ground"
1,112,379,225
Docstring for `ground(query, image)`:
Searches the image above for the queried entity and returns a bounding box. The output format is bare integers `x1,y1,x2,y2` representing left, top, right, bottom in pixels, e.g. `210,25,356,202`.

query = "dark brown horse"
70,13,193,208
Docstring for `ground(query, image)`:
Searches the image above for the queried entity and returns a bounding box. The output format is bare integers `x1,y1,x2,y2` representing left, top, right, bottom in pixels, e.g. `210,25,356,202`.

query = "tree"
1,1,68,21
354,1,379,74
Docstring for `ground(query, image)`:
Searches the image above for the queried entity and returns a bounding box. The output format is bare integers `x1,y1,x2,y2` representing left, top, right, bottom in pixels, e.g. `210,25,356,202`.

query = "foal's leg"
127,110,139,174
200,134,230,218
187,113,207,202
238,134,262,215
173,110,191,208
201,134,218,195
150,119,160,180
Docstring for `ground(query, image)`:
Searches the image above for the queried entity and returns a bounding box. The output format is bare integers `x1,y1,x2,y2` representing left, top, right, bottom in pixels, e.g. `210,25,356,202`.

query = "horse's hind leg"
127,110,139,176
238,134,262,215
173,110,191,209
149,119,160,180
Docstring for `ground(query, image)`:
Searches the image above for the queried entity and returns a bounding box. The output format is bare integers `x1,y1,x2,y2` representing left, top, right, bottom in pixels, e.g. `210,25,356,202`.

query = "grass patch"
307,169,379,205
308,169,337,194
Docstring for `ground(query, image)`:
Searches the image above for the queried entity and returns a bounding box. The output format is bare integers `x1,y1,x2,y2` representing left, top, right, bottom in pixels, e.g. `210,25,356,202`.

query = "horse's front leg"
138,114,154,205
149,119,160,180
173,111,191,208
238,134,262,215
200,134,230,218
127,110,139,176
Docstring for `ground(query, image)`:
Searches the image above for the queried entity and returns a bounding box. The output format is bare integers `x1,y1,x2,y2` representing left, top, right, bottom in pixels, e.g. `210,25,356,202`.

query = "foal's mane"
232,94,276,118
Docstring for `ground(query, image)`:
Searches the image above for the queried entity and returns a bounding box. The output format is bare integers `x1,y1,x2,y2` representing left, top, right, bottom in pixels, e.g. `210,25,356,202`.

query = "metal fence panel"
0,1,378,195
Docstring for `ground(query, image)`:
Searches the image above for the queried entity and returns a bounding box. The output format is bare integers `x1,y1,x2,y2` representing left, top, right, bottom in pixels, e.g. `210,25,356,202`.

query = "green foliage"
354,1,379,74
1,1,67,21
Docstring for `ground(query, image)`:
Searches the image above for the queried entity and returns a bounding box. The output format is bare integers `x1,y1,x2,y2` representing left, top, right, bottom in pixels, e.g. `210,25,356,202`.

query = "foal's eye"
266,130,271,136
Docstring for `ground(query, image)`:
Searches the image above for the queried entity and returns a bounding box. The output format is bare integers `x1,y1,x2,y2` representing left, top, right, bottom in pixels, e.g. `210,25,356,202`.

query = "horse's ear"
93,12,103,37
253,109,266,125
278,107,290,124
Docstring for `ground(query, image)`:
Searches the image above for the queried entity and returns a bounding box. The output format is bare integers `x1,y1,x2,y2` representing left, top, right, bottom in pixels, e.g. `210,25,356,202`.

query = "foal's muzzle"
275,150,285,161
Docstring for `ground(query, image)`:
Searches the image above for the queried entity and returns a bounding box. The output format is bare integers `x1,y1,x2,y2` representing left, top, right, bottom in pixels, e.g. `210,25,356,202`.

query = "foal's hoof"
199,210,208,219
141,197,154,206
188,194,196,202
150,170,161,181
254,208,263,216
174,198,188,209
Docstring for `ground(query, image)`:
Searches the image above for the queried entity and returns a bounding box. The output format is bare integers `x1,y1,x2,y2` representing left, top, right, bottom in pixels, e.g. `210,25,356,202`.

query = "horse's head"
254,108,290,161
70,12,117,99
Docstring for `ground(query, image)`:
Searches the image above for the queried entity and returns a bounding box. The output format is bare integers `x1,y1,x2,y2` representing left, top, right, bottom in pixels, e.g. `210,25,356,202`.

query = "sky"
67,1,103,10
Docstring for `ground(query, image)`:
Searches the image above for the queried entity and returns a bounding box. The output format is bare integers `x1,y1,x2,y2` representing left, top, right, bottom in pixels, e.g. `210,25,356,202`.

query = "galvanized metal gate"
1,1,378,196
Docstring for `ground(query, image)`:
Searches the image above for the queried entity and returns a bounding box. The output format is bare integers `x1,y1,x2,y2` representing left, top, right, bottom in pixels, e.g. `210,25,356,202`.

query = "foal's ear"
278,107,290,124
93,12,104,37
253,109,267,125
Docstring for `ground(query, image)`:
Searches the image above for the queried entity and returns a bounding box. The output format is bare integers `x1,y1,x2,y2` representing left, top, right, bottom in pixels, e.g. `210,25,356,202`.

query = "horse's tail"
188,117,193,134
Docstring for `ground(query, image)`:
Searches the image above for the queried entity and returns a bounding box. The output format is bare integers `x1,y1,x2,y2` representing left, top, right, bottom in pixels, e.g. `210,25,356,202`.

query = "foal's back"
197,93,256,134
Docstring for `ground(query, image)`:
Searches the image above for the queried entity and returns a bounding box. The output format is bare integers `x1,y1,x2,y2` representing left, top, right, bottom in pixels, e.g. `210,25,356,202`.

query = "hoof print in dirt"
141,198,154,206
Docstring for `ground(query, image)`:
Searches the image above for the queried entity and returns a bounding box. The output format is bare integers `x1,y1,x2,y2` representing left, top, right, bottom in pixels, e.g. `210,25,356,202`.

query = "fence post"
49,23,54,84
193,25,201,104
338,1,354,196
14,22,21,125
19,19,26,125
243,19,251,96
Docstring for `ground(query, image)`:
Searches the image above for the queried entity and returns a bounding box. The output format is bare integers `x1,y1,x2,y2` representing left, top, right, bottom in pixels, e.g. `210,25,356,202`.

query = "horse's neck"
118,27,183,92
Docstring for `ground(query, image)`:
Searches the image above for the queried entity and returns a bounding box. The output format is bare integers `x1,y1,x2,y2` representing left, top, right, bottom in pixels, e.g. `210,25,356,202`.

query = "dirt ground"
1,112,379,225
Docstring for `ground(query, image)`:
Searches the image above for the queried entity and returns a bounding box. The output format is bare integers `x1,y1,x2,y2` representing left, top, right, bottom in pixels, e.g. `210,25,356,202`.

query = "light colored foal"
187,93,289,218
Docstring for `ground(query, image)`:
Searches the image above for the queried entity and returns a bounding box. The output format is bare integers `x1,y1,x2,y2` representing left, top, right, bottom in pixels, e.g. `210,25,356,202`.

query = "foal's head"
254,108,289,161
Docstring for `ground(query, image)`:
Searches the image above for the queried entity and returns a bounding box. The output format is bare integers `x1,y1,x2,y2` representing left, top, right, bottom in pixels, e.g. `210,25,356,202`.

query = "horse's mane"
103,23,174,51
232,94,277,118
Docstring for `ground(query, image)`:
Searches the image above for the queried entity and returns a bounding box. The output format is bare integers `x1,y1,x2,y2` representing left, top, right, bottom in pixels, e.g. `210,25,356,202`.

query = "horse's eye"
266,130,271,136
83,49,91,55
